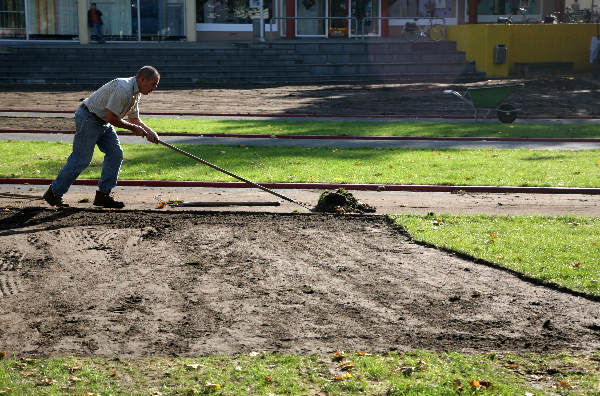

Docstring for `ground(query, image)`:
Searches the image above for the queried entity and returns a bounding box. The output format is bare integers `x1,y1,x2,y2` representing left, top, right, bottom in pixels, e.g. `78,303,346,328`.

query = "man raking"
43,66,160,208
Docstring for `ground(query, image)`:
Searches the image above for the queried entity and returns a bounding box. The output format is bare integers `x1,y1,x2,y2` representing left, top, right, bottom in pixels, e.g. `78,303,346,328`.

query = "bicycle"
400,18,446,42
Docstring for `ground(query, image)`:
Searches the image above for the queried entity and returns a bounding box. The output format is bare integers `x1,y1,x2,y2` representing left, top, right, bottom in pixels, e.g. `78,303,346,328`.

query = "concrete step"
0,40,484,86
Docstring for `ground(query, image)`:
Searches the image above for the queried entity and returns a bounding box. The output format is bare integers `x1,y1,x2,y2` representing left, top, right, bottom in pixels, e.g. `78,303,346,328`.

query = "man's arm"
128,117,159,144
106,110,159,144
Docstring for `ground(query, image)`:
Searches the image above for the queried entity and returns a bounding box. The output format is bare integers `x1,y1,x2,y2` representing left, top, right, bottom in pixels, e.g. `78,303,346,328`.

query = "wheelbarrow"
444,83,524,123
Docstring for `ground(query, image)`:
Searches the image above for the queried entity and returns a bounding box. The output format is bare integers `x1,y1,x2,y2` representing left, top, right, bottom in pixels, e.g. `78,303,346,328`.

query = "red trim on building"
381,0,389,37
469,0,478,23
286,0,296,39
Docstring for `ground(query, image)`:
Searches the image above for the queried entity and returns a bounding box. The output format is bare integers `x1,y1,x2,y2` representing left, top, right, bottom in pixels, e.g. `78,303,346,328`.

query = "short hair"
137,66,160,80
91,2,96,6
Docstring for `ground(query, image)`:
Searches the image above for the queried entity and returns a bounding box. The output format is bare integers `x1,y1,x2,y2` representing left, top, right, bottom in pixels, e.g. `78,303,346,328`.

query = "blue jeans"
51,105,123,197
92,22,104,42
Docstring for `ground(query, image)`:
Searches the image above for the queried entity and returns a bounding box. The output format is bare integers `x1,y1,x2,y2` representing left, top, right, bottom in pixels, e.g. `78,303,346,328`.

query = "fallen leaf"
332,351,345,361
469,379,480,388
572,262,582,268
557,379,571,388
157,201,167,209
340,362,355,371
472,290,483,297
36,376,55,386
185,363,201,370
109,371,117,377
332,373,352,381
0,351,5,359
479,380,493,389
22,371,35,377
206,383,221,389
69,376,83,382
507,364,519,369
264,376,273,383
490,233,497,238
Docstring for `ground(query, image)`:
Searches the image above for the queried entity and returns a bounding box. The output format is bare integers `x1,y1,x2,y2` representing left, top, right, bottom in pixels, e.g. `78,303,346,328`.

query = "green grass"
390,214,600,297
2,351,599,395
2,141,600,187
132,119,600,139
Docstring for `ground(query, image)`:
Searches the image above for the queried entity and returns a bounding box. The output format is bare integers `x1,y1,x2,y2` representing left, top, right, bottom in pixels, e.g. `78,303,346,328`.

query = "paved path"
2,184,599,216
2,132,599,150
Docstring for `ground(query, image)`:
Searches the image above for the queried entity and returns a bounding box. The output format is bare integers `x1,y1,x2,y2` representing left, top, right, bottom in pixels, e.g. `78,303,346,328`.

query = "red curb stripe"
0,109,598,120
1,178,599,195
1,129,599,143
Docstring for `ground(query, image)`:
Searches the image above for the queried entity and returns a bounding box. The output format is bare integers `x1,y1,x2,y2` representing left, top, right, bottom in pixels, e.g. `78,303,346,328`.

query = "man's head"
136,66,160,95
91,2,97,9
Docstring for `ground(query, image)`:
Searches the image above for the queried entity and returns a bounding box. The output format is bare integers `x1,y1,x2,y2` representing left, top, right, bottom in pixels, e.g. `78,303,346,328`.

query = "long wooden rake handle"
157,140,312,210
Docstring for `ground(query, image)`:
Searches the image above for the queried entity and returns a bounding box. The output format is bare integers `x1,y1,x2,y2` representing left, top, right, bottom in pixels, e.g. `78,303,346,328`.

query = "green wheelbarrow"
444,83,524,123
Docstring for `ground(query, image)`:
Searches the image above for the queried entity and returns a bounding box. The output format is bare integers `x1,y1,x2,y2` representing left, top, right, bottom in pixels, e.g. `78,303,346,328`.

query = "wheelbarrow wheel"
497,104,518,123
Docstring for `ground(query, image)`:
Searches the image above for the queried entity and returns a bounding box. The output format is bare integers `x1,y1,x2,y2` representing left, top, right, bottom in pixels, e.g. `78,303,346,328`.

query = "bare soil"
1,208,599,359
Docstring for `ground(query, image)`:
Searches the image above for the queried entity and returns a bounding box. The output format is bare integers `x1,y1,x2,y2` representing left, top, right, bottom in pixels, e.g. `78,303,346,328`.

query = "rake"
157,140,312,210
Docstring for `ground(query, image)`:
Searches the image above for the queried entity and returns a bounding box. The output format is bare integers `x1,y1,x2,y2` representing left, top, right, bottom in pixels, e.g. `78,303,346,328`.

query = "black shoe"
93,191,124,209
43,186,69,207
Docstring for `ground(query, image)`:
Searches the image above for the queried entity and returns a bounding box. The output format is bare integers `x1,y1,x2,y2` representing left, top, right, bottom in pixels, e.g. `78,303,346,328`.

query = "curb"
1,129,599,143
1,178,599,195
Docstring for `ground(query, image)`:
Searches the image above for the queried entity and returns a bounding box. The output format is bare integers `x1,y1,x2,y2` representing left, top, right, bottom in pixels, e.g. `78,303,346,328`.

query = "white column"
78,0,89,44
186,0,197,42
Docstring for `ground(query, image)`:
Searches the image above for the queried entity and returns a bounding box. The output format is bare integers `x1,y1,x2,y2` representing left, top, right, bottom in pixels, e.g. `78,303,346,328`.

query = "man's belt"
81,103,105,123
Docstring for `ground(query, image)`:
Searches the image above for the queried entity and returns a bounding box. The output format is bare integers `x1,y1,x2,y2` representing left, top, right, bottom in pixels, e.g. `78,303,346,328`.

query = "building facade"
0,0,558,42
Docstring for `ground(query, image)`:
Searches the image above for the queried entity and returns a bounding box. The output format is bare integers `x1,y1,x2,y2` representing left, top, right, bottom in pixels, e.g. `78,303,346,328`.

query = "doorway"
293,0,379,37
350,0,380,36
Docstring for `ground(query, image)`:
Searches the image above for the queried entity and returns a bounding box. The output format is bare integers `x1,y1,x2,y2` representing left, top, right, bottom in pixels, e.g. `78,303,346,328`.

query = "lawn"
390,214,600,297
130,118,600,139
2,141,599,187
1,351,599,395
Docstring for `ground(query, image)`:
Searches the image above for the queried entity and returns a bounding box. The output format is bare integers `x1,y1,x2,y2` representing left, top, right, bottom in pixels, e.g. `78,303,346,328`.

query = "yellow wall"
446,24,598,77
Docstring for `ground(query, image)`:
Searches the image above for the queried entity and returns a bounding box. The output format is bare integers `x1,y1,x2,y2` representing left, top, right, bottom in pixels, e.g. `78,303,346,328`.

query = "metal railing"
360,16,446,39
267,16,359,41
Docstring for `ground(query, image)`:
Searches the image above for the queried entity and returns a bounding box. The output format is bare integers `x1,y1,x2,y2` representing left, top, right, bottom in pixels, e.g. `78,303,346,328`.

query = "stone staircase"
0,40,484,87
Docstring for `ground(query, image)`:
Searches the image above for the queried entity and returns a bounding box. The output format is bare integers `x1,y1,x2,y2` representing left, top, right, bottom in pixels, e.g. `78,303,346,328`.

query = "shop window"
27,0,78,39
388,0,453,17
472,0,537,15
0,0,26,38
196,0,271,23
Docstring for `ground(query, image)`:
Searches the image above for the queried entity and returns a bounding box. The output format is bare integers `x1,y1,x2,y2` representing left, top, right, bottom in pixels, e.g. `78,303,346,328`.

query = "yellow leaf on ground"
470,379,480,388
332,351,345,361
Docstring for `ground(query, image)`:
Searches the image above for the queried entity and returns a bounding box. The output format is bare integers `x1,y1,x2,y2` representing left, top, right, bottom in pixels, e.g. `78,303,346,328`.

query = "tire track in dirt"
1,209,599,358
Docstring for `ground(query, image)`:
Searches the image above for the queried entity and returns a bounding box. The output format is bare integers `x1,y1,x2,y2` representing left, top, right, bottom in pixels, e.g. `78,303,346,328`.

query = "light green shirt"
83,76,141,122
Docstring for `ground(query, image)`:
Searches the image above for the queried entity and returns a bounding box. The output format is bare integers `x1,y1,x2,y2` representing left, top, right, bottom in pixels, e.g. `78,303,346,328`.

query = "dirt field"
1,75,599,132
1,209,599,359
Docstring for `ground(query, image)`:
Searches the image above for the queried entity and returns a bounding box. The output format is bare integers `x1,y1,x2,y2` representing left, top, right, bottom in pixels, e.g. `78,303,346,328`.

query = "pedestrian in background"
43,66,161,209
88,2,105,43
